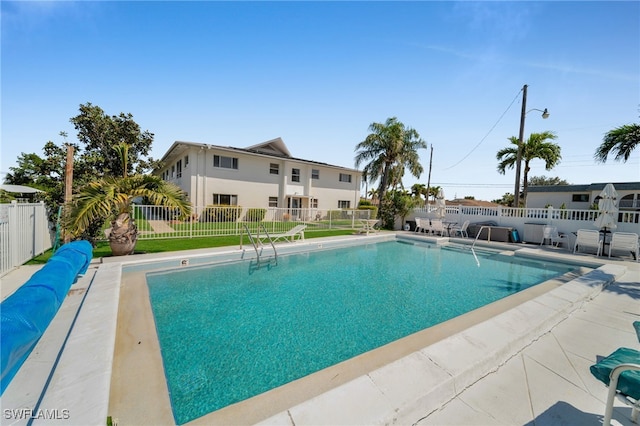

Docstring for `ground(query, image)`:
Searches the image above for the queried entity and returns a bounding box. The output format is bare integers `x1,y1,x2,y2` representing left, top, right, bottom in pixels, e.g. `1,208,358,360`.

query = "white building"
527,182,640,211
156,138,361,212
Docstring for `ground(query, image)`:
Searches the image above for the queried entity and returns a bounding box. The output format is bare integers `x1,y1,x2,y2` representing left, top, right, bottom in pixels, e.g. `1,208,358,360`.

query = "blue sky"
2,1,639,201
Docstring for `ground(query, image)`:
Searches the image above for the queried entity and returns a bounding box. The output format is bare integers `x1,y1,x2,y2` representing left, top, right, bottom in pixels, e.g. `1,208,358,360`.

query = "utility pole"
513,84,527,207
425,144,433,208
63,144,74,243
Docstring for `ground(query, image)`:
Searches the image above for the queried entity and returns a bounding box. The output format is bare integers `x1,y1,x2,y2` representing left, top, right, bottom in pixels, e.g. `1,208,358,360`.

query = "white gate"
0,202,52,277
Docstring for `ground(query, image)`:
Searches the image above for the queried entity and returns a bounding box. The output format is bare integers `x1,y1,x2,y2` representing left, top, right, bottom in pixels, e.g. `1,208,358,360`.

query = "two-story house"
155,138,361,217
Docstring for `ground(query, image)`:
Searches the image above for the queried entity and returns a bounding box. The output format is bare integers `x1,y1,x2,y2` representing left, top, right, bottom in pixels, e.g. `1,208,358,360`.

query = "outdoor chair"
590,322,640,425
608,232,639,262
449,220,470,238
430,219,446,236
415,217,427,233
573,229,603,256
262,225,306,243
540,226,568,248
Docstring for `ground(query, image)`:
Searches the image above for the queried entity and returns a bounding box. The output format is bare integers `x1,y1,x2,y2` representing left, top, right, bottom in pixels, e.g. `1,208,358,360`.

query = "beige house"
155,138,361,212
527,182,640,211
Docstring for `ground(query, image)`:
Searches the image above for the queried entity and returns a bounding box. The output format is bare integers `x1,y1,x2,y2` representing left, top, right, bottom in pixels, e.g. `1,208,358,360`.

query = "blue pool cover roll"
0,240,93,394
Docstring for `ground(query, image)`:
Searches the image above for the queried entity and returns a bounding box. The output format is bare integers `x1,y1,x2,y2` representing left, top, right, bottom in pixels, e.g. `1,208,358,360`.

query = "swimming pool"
146,240,579,424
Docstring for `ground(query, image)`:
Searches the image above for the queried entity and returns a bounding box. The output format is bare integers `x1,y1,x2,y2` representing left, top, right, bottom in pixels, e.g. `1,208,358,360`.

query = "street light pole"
513,84,528,207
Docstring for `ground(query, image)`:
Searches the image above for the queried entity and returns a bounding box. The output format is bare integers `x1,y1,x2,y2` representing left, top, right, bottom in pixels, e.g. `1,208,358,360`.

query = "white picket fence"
0,202,53,277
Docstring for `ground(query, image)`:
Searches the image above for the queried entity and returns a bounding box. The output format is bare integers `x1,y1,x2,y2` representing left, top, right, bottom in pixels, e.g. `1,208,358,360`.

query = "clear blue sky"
2,1,639,201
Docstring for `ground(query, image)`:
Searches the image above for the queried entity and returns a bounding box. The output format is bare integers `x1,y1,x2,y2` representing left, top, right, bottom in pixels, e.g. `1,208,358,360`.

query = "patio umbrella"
594,183,618,231
435,188,446,219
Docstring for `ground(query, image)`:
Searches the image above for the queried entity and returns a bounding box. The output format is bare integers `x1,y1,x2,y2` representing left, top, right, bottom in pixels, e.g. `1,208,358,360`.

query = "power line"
442,88,522,170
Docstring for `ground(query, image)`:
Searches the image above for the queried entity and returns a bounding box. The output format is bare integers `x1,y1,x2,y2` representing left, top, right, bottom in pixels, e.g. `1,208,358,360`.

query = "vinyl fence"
131,205,374,240
0,202,53,277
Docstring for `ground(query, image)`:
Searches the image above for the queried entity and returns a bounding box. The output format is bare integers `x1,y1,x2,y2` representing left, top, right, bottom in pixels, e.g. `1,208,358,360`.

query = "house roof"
157,138,358,172
528,182,640,193
447,198,501,207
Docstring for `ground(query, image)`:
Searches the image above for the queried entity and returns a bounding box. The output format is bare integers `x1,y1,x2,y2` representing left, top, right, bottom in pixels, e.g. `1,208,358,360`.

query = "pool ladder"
242,224,278,266
468,225,494,267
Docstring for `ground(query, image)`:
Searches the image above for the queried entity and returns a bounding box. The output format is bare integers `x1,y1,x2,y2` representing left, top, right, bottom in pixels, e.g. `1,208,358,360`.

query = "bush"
200,205,242,222
358,205,378,219
244,208,266,222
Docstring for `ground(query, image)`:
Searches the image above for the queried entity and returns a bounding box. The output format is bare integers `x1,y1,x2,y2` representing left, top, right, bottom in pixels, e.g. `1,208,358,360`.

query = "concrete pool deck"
1,233,639,425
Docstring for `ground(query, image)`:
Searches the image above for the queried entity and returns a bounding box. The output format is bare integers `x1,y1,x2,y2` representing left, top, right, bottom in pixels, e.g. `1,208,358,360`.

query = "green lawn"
26,229,357,265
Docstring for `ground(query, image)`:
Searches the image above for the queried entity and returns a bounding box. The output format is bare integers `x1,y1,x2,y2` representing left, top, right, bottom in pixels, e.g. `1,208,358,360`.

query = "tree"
66,143,191,255
528,176,569,186
379,190,420,230
355,117,426,198
496,131,561,206
594,121,640,163
492,193,514,206
4,104,162,238
411,183,427,203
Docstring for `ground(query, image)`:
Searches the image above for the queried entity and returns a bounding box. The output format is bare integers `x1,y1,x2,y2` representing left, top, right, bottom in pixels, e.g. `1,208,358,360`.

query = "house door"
289,197,301,220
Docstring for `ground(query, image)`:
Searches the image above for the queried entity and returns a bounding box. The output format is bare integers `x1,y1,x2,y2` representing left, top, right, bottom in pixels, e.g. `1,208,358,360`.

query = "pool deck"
1,233,639,425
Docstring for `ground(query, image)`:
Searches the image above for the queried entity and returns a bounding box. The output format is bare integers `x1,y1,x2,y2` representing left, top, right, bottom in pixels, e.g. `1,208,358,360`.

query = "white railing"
0,202,53,277
132,206,373,240
410,205,640,241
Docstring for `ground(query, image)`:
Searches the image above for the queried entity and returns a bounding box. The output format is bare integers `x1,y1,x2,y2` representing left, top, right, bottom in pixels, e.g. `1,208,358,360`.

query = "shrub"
244,208,266,222
358,205,378,219
200,205,242,222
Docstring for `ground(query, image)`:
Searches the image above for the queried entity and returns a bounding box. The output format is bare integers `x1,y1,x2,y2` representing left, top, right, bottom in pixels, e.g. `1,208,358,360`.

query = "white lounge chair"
540,226,568,248
430,219,446,236
263,225,306,243
415,217,426,233
573,229,602,256
608,232,639,262
450,220,470,238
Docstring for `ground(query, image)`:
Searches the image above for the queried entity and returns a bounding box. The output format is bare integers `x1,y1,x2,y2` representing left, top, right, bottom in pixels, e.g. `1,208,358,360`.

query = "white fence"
132,205,374,240
0,202,53,277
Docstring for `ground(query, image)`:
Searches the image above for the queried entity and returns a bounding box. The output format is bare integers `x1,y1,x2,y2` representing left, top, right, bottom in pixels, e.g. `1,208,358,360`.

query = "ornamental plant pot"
109,238,137,256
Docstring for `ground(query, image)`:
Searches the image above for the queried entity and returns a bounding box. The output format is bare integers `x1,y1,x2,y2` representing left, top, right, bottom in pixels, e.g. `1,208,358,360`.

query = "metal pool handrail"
242,224,278,265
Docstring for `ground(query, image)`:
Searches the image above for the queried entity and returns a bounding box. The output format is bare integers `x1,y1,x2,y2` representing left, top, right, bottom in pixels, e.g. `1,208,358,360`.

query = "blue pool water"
146,240,577,424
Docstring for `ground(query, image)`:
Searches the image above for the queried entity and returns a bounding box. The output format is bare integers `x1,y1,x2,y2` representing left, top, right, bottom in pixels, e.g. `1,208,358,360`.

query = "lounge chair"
590,346,640,425
262,225,306,243
449,220,470,238
609,232,639,262
415,217,426,233
573,229,602,256
540,226,568,248
430,219,446,236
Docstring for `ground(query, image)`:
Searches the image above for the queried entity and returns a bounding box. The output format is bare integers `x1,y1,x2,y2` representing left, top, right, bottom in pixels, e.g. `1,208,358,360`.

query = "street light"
513,84,549,207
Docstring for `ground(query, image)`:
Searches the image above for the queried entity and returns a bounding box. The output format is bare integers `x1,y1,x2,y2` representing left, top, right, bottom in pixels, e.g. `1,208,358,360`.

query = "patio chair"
415,217,426,233
573,229,602,256
430,219,446,236
264,225,306,243
540,226,568,248
590,347,640,425
609,232,639,262
449,220,470,238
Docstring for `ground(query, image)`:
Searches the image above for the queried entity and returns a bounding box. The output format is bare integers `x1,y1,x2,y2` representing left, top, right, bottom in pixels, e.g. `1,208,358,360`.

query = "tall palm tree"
497,131,561,206
66,143,191,255
594,122,640,163
354,117,426,203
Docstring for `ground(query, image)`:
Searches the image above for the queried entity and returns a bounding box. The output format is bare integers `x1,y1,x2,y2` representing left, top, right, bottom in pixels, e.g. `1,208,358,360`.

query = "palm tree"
594,122,640,163
66,143,191,255
496,131,561,206
354,117,426,204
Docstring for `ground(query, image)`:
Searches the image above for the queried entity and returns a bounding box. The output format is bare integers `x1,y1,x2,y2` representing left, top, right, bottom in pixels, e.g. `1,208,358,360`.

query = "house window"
171,165,175,178
176,159,182,178
572,194,589,202
214,155,238,170
270,163,279,175
311,198,318,208
312,169,319,179
339,173,352,183
338,200,350,209
292,168,300,182
184,155,189,167
269,197,278,207
212,193,238,205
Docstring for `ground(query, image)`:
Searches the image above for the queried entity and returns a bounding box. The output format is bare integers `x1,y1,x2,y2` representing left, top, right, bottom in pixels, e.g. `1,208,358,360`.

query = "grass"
26,229,357,265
